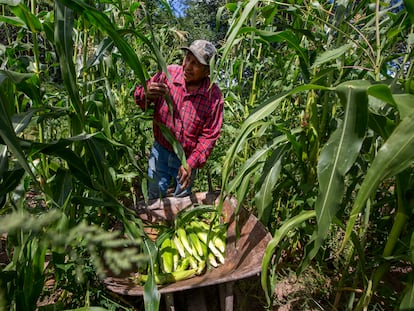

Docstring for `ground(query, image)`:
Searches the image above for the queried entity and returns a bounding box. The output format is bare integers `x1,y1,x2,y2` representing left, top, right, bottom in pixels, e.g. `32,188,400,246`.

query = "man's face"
182,52,209,85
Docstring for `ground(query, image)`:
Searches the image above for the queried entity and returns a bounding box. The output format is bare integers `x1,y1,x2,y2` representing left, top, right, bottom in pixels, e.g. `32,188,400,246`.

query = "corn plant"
217,0,414,309
0,0,180,309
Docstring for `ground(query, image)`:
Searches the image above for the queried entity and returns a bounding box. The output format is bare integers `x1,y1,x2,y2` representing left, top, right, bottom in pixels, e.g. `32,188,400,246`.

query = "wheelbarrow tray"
103,192,271,295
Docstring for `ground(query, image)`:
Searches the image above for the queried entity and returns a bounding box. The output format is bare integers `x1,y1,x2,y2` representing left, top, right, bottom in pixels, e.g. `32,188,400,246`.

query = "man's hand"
178,164,192,189
146,82,168,100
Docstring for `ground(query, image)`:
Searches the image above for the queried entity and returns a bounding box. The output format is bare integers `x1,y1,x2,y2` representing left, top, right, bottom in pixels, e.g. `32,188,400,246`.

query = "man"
134,40,224,199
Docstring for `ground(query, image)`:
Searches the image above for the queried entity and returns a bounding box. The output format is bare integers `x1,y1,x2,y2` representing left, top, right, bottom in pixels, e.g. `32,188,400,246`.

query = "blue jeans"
147,141,196,199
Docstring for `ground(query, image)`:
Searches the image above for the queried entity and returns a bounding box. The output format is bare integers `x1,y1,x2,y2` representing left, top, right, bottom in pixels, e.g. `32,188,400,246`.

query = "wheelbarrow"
103,192,272,310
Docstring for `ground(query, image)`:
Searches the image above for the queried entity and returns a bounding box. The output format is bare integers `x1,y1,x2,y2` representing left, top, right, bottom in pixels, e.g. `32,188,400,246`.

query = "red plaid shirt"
134,65,224,169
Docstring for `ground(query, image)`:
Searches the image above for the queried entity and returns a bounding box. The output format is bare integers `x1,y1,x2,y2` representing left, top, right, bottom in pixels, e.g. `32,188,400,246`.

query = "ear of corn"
173,234,186,258
159,237,173,273
176,227,193,256
188,232,203,257
133,209,227,286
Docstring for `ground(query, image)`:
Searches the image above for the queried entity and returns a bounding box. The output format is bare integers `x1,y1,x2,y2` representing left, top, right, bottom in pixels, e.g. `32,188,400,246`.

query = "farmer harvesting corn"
134,40,224,199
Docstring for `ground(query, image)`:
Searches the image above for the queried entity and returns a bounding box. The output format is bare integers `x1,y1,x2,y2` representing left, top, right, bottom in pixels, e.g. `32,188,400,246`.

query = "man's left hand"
178,164,192,189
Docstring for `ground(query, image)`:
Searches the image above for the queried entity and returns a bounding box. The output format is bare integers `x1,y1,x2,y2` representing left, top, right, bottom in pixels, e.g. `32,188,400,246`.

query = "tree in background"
174,0,228,44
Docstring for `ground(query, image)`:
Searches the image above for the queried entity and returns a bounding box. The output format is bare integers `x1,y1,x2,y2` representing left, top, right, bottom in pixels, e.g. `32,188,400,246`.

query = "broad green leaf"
234,169,255,216
227,129,268,193
121,28,170,82
255,146,286,225
261,210,316,305
394,94,414,120
0,76,36,181
54,2,84,131
221,0,260,61
51,168,72,207
0,168,25,197
27,132,98,155
85,37,114,69
142,238,160,311
0,70,33,85
367,84,397,106
368,113,395,139
156,122,187,168
56,0,147,86
252,28,309,67
86,138,116,192
342,111,414,249
12,110,34,135
221,84,330,198
400,283,414,311
0,15,25,27
9,3,42,32
312,80,369,259
47,147,94,190
403,0,414,24
311,44,352,69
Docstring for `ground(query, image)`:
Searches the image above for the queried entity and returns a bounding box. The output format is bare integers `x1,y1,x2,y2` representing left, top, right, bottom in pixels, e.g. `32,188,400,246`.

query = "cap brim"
180,47,208,65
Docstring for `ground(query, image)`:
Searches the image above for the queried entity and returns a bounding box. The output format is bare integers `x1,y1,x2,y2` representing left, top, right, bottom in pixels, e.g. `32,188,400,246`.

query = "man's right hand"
146,82,168,100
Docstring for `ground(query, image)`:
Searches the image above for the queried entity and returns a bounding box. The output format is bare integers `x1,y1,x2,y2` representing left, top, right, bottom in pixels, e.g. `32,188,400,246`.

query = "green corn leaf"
221,84,330,198
394,94,414,120
255,145,286,225
400,283,414,311
0,168,25,198
312,80,369,259
0,15,25,27
261,210,316,306
56,0,147,86
49,147,94,190
51,168,72,207
156,122,187,168
252,28,309,67
367,84,397,106
403,0,414,24
143,238,160,311
221,0,260,62
342,110,414,250
0,70,33,84
9,2,42,33
0,76,36,181
227,141,267,194
368,113,396,139
54,1,84,131
311,44,352,69
12,110,34,135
